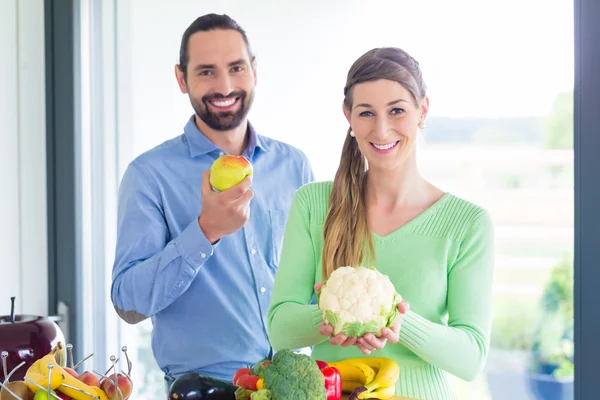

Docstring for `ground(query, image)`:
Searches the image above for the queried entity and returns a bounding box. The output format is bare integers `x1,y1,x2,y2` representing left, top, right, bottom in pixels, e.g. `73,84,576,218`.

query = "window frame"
573,0,600,395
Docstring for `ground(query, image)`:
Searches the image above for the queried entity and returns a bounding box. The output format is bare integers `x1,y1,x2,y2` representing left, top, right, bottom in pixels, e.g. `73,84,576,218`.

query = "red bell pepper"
315,360,342,400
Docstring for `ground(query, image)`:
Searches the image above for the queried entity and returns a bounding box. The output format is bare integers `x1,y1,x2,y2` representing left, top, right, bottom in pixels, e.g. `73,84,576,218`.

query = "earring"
418,121,425,129
350,129,355,137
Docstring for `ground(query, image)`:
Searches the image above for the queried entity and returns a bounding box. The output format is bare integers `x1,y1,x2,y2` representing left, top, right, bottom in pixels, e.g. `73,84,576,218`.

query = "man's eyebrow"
193,59,248,71
228,59,247,66
194,64,215,70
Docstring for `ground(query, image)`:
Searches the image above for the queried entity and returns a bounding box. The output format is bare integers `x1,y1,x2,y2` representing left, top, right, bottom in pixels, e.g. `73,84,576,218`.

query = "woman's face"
344,79,428,172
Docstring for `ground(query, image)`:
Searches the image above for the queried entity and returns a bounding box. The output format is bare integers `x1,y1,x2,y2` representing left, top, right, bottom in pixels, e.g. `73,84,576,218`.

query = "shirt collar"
183,115,270,159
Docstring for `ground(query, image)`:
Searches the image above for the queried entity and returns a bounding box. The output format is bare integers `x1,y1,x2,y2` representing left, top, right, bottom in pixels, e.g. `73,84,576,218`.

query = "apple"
78,371,100,388
56,392,71,400
0,297,66,383
33,389,56,400
101,373,132,400
209,155,253,192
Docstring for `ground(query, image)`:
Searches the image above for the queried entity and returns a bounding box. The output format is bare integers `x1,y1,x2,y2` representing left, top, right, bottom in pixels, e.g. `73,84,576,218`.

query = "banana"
52,342,67,368
341,380,363,393
57,381,111,400
348,357,399,392
329,360,376,386
358,384,396,399
24,352,65,393
353,362,377,384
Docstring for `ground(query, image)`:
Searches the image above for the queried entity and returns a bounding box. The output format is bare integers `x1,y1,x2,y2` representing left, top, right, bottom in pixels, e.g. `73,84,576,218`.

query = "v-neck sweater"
267,181,495,400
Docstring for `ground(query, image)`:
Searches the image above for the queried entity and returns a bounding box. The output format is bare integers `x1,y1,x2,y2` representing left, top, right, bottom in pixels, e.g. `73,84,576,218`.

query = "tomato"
236,374,260,391
233,367,251,385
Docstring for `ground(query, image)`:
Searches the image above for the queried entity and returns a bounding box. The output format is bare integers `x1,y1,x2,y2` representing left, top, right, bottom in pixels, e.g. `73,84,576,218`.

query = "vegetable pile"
234,349,340,400
167,351,402,399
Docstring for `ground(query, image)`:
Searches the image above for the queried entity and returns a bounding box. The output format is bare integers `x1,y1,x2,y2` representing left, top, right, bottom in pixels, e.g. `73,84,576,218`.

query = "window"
74,1,579,398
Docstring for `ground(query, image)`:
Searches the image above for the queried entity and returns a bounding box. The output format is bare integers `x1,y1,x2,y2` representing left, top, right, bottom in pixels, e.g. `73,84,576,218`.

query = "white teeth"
372,141,398,150
211,98,236,107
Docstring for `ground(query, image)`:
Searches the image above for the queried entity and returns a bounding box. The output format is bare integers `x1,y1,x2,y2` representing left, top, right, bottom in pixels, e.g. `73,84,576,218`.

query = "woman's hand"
356,301,410,355
315,283,360,347
314,283,410,354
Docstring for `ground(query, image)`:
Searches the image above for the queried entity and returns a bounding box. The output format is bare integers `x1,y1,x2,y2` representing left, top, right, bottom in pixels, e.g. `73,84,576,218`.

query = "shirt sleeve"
302,153,316,185
398,211,495,381
267,188,326,350
110,161,218,324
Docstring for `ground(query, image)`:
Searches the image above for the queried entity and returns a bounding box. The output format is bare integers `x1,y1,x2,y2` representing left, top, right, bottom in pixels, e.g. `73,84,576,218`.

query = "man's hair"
178,13,253,78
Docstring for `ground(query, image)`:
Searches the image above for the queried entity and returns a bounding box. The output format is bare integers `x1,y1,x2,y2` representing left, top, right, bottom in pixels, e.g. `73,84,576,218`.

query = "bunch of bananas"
328,357,399,399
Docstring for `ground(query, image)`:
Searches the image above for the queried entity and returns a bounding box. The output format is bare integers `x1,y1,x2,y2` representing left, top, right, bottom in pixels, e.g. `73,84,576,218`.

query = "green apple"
34,388,57,400
209,155,253,192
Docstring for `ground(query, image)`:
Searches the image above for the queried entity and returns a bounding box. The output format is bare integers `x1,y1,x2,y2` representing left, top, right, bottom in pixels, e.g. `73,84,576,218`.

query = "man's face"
176,29,257,131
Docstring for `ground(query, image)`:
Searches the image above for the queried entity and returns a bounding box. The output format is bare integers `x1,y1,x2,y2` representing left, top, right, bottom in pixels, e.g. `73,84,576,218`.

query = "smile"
370,141,400,151
208,97,240,111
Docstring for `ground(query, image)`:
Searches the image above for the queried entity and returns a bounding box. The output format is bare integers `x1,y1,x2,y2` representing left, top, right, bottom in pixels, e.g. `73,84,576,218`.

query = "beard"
190,89,254,131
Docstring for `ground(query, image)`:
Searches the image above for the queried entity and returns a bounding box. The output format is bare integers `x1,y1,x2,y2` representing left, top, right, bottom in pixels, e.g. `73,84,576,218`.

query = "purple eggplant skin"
168,373,239,400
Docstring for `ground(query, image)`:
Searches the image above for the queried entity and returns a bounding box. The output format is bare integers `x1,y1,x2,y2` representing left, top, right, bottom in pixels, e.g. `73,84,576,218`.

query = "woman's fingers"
319,322,334,336
329,333,347,346
398,300,410,314
357,337,377,354
360,333,388,350
341,336,357,348
328,333,358,348
380,327,400,344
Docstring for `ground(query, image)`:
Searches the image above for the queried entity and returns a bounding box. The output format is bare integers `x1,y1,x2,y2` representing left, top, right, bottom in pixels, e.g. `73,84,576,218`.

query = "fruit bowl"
0,343,134,400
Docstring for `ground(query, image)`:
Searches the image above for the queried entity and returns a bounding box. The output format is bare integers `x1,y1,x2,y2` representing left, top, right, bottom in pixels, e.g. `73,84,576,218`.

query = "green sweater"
267,181,495,400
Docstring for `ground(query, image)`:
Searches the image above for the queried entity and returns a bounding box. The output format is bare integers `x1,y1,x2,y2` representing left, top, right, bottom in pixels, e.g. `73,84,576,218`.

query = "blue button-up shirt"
111,116,314,381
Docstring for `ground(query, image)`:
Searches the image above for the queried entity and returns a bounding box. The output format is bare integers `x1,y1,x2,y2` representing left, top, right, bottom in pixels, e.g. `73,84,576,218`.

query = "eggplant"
168,373,240,400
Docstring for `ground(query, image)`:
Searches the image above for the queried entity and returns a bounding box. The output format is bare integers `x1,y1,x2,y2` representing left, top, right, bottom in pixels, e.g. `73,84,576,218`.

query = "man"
110,13,314,391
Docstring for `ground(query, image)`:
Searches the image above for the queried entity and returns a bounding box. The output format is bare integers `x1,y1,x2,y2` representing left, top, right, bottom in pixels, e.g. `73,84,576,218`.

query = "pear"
0,381,34,400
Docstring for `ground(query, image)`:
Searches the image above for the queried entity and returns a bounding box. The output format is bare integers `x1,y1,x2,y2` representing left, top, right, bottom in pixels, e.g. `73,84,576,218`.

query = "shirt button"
251,248,257,255
219,151,225,156
260,287,266,293
200,252,206,258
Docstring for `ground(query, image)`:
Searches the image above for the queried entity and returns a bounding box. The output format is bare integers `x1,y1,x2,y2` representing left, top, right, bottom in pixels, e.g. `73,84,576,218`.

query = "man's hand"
198,169,254,244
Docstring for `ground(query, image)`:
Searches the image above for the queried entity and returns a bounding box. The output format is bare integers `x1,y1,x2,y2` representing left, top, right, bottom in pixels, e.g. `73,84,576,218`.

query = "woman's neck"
365,160,429,210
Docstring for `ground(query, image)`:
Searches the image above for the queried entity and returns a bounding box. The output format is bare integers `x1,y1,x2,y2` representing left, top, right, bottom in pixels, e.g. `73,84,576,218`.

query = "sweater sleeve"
398,211,495,382
267,188,327,351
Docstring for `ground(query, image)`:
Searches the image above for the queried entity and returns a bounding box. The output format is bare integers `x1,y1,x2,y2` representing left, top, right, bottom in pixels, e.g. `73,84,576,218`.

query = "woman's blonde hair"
321,47,427,280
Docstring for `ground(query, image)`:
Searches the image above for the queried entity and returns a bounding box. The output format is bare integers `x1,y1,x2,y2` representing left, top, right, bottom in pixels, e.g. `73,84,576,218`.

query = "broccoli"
262,349,327,400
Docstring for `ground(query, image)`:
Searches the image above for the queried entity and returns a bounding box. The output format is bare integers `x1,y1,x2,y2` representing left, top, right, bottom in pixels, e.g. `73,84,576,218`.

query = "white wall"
0,0,48,317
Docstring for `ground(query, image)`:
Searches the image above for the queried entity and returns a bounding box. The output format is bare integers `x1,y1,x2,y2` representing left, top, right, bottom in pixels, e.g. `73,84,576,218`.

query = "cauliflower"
317,266,402,337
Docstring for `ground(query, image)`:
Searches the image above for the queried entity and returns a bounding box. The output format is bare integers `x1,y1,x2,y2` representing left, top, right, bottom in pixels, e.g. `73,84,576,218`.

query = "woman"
267,47,495,400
